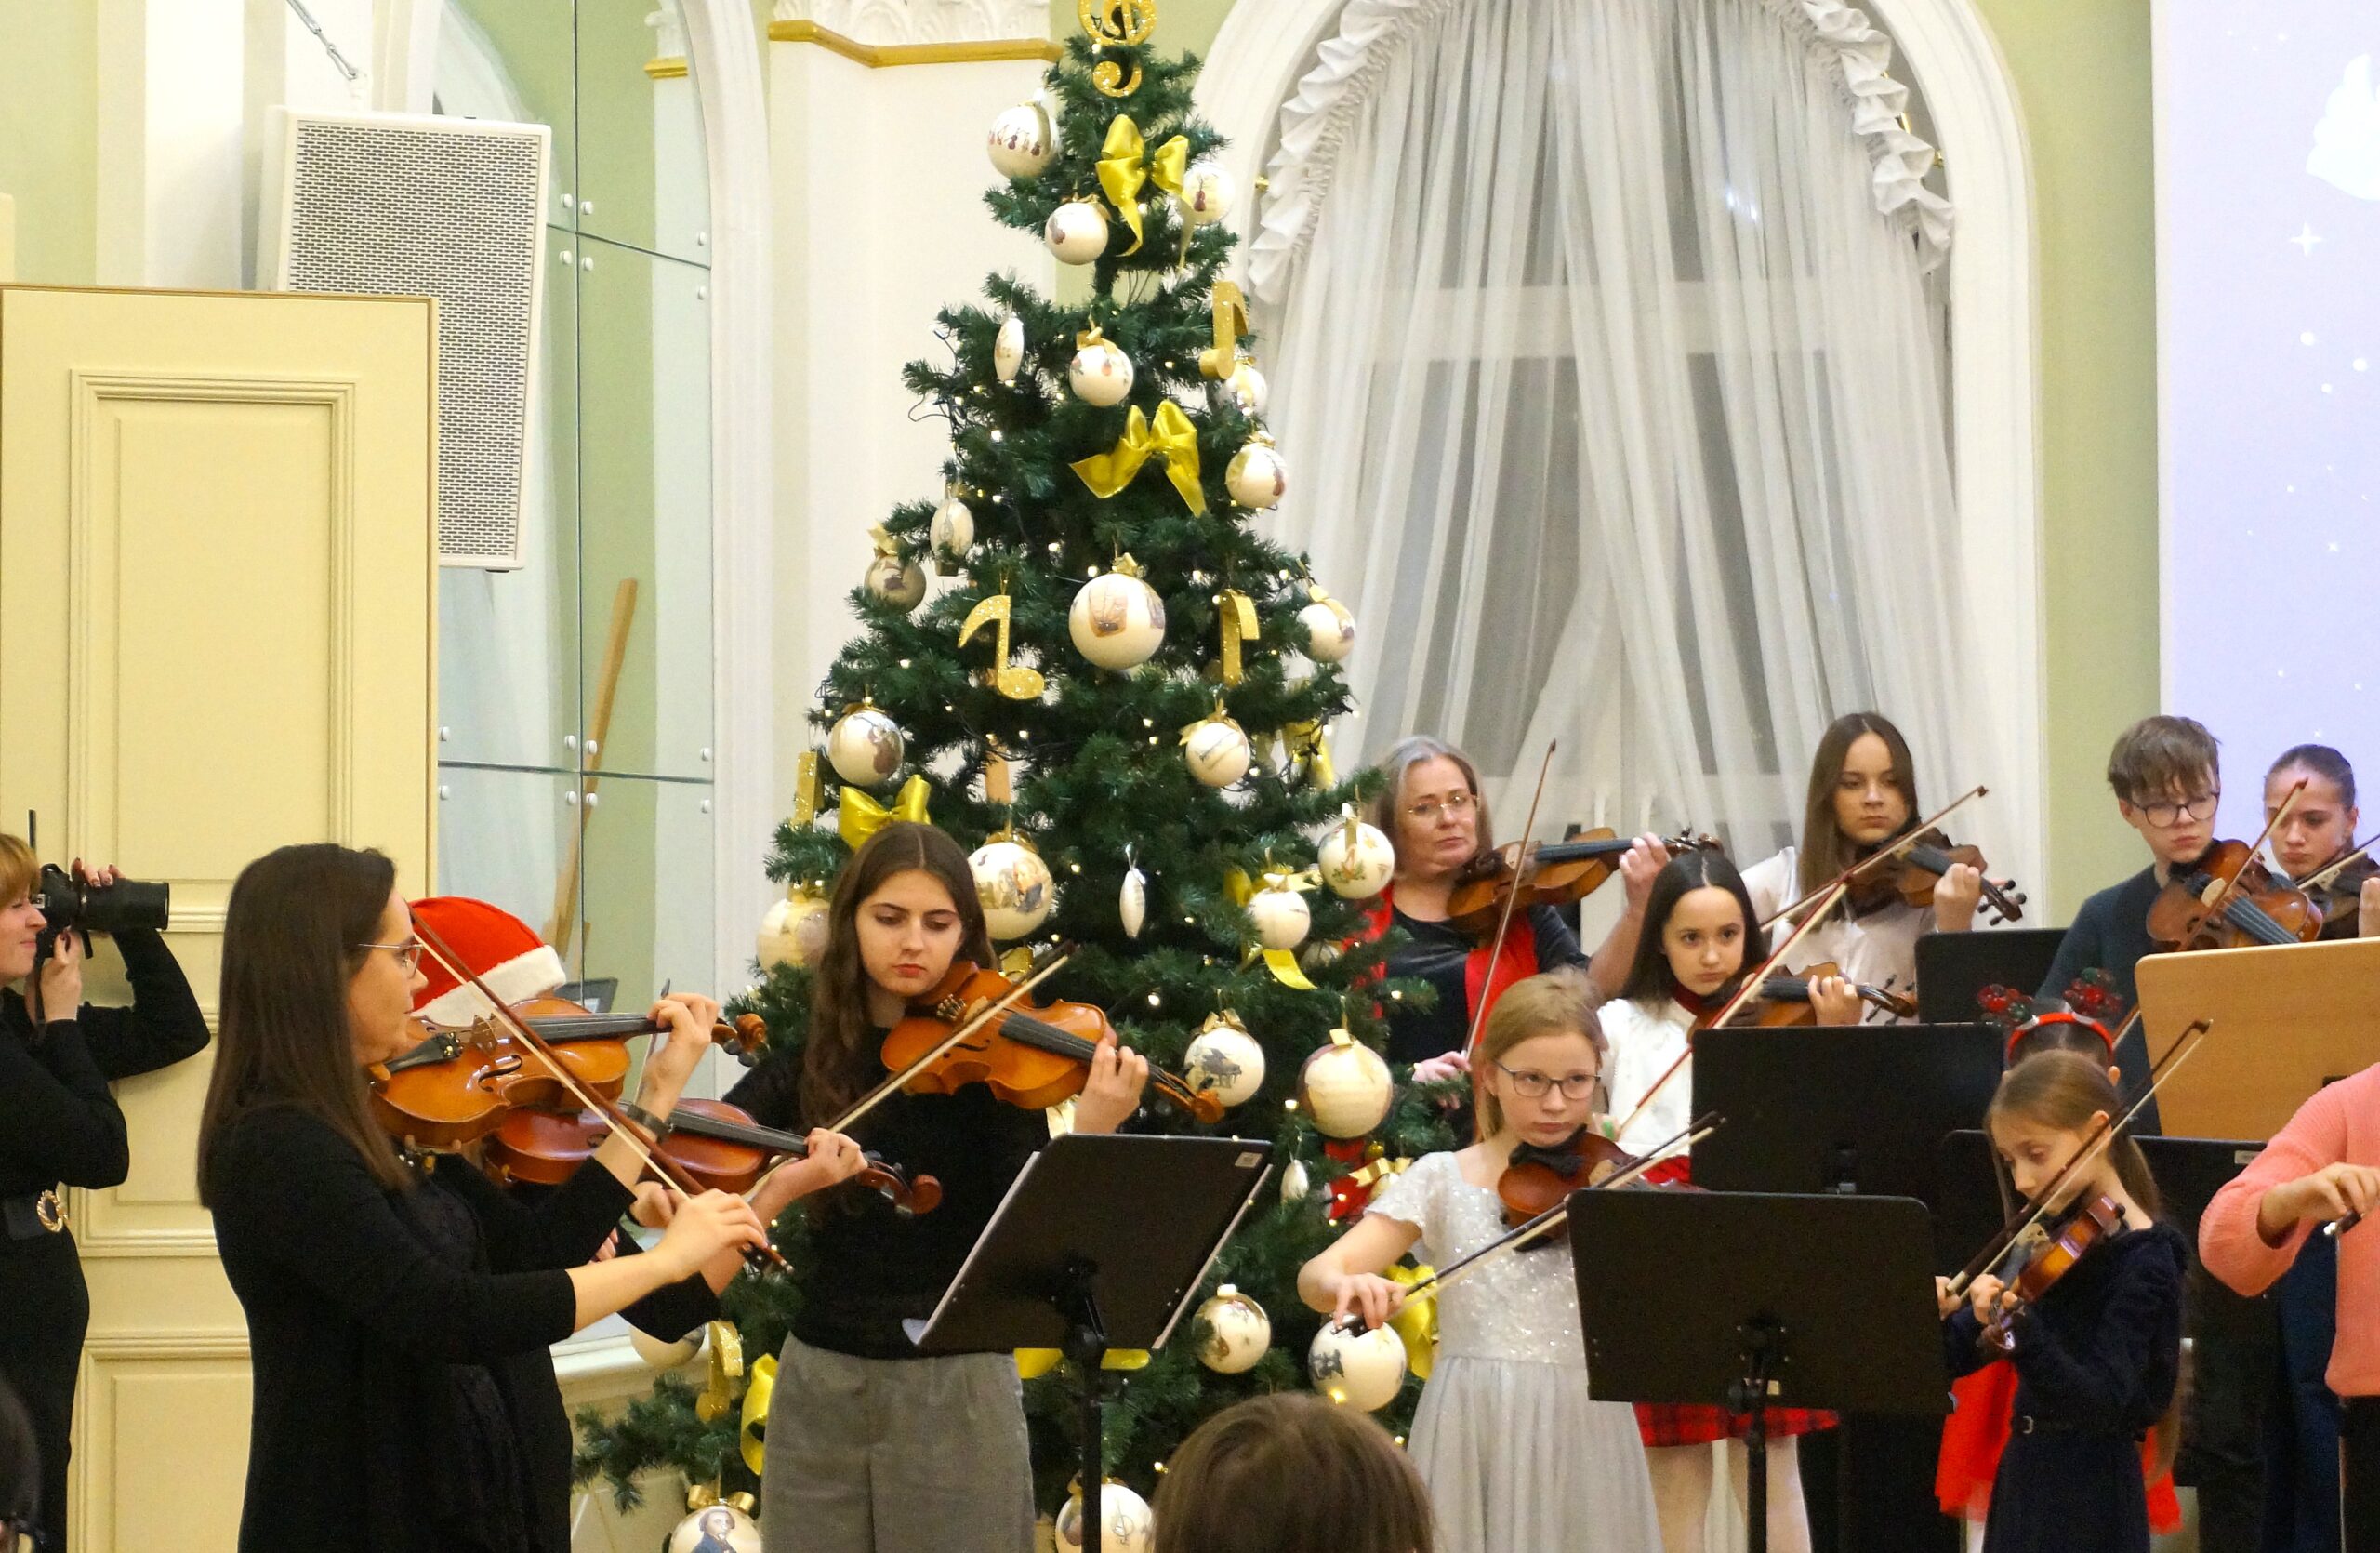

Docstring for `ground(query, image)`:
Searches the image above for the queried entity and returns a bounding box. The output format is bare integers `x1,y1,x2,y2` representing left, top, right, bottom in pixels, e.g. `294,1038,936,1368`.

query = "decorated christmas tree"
576,6,1457,1534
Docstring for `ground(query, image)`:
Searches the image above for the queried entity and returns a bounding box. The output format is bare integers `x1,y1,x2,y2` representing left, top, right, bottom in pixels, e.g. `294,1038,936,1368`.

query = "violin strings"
1757,785,1987,932
827,954,1074,1133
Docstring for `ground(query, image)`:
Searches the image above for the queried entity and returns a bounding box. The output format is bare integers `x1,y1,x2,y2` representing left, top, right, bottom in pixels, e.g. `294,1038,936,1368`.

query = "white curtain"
1254,0,1985,863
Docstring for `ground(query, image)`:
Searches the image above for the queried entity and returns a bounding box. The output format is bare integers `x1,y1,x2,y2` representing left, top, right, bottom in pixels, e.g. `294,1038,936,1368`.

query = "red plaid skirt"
1622,1156,1838,1446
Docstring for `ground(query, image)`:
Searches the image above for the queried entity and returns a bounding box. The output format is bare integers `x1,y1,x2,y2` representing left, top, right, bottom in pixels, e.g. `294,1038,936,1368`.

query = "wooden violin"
1978,1192,2127,1351
484,1098,941,1216
879,961,1225,1123
1848,829,2028,924
1446,829,1721,936
1497,1127,1675,1231
1689,961,1915,1029
2145,840,2323,951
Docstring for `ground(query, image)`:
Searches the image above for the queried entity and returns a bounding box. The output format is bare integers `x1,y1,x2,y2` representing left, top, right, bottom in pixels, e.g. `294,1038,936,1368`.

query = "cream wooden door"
0,284,437,1551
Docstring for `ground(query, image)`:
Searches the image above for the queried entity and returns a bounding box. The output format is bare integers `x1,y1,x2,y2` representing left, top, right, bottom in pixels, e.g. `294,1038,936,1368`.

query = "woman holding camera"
0,838,206,1551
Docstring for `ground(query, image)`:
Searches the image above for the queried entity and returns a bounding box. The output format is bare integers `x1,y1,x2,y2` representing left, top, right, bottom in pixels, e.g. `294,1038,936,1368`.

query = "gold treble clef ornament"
1079,0,1157,96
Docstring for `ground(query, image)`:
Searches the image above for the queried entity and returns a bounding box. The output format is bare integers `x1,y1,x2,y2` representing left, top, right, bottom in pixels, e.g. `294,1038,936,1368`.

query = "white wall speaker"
261,107,550,570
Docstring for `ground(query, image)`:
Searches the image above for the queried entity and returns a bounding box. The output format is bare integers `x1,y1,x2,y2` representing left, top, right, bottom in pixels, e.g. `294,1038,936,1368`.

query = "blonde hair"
1366,735,1494,868
0,836,35,908
1472,967,1605,1137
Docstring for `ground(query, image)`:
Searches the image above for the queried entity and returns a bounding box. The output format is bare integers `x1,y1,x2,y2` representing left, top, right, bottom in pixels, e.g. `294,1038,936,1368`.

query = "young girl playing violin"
1596,850,1856,1553
1938,1050,2188,1553
726,820,1150,1553
1296,968,1661,1553
196,843,801,1553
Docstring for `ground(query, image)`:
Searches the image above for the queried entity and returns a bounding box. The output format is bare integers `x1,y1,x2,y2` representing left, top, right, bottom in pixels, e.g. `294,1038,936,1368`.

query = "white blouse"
1739,845,1935,1008
1597,994,1696,1161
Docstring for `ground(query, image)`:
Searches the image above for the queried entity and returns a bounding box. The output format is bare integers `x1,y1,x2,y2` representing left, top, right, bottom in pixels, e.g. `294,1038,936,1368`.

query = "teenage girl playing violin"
1937,1050,2188,1553
195,843,787,1553
1296,969,1661,1553
2263,742,2380,939
726,821,1149,1553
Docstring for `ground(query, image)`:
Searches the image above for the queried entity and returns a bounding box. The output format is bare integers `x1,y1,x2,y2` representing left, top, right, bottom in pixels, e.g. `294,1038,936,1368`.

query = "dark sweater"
1382,904,1586,1066
0,927,209,1195
207,1107,657,1553
2037,868,2162,1135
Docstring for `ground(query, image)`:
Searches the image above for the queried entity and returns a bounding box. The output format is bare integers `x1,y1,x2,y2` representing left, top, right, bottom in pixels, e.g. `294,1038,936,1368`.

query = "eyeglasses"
1405,790,1476,825
1493,1062,1602,1101
359,939,424,974
2135,790,2220,828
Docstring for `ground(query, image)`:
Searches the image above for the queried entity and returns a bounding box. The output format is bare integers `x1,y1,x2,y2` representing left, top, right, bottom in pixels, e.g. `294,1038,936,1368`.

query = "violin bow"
1462,741,1556,1060
2295,830,2377,895
1607,880,1850,1144
408,913,790,1275
824,949,1075,1134
1757,785,1989,932
1946,1018,2211,1298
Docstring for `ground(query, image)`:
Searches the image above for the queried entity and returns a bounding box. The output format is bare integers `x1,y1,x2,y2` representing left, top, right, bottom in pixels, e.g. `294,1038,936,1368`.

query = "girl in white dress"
1297,968,1661,1553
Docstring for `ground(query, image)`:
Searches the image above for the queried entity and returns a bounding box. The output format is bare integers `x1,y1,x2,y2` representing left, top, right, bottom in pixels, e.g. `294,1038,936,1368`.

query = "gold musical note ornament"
958,592,1048,701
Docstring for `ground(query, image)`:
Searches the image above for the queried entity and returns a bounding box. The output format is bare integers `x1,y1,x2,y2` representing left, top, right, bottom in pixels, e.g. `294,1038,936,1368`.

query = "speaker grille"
279,115,548,567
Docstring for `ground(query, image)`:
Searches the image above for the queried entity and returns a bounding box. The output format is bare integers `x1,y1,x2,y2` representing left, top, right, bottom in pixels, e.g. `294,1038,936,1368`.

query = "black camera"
33,864,170,941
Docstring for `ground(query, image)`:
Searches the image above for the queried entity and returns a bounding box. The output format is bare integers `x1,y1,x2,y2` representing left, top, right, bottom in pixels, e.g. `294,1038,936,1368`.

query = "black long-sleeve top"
207,1105,686,1553
0,927,209,1194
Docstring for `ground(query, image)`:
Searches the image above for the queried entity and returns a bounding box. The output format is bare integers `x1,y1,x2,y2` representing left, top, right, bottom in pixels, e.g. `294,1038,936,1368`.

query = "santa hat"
409,896,567,1027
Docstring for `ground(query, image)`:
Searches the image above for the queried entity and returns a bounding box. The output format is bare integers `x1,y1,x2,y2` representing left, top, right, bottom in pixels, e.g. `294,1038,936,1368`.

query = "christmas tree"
575,5,1458,1528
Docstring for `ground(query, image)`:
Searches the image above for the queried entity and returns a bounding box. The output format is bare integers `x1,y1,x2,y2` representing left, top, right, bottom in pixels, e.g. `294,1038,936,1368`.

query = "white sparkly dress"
1367,1151,1662,1553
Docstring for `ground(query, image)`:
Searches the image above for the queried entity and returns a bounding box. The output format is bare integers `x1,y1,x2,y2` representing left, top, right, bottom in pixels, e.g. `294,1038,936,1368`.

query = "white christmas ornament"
1280,1156,1312,1201
826,704,906,787
1317,812,1395,899
1184,1014,1266,1107
1298,1032,1394,1137
1308,1320,1408,1412
1118,855,1148,939
1055,1482,1154,1553
629,1322,706,1370
1044,200,1111,265
757,887,831,970
1223,357,1270,418
1297,595,1355,664
1247,882,1311,951
930,496,974,568
1181,158,1236,227
994,312,1027,383
1226,433,1289,509
668,1503,762,1553
862,550,926,611
970,836,1056,939
986,101,1055,179
1182,713,1252,789
1068,569,1166,670
1066,330,1136,407
1197,1284,1273,1374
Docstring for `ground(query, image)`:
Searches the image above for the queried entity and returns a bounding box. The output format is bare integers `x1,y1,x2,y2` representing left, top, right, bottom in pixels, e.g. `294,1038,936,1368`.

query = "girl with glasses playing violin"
1296,969,1660,1553
724,821,1149,1553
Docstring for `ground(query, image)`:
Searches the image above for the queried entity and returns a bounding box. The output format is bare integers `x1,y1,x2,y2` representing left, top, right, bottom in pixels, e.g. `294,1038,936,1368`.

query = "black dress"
1944,1220,2190,1553
205,1107,717,1553
0,927,206,1552
1380,904,1585,1067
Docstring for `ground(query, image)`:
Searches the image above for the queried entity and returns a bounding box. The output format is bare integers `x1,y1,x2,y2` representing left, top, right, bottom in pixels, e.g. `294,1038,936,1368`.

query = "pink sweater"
2199,1061,2380,1398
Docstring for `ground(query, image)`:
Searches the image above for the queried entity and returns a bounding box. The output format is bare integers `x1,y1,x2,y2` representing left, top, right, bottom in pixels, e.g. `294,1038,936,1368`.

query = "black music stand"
906,1134,1274,1551
1937,1129,2262,1255
1570,1191,1948,1553
1915,928,2068,1024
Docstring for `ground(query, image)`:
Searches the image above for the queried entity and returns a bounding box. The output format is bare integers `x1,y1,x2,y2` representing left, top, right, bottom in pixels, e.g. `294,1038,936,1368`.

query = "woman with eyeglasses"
194,843,813,1553
0,838,206,1553
1358,737,1662,1087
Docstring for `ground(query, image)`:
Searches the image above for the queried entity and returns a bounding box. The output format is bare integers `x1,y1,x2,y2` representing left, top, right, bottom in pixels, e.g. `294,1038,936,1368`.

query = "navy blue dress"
1944,1219,2189,1553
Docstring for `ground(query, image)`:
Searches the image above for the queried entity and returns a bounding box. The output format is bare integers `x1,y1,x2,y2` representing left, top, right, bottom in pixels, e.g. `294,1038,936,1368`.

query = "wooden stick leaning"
1462,741,1556,1059
546,577,639,956
1756,785,1989,932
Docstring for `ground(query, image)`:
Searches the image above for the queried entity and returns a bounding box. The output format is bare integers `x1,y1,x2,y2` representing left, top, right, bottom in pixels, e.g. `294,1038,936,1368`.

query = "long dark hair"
1798,712,1922,893
2269,743,2356,809
1152,1393,1435,1553
1616,850,1768,1003
802,822,997,1127
1989,1049,2163,1220
197,843,410,1199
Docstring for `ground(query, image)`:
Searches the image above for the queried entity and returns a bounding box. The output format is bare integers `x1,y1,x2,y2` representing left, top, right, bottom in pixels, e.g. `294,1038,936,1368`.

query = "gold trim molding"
645,55,689,78
767,20,1060,67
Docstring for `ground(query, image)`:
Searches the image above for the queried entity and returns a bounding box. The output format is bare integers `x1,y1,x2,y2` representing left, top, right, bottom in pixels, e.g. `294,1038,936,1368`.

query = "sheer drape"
1257,0,1982,860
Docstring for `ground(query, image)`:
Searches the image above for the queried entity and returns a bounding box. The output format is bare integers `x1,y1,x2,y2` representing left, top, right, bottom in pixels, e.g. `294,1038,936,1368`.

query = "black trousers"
2344,1399,2380,1550
2179,1263,2278,1553
0,1229,87,1553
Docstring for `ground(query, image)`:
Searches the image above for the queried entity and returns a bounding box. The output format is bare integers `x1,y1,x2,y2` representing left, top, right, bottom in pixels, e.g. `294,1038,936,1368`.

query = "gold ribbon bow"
688,1481,760,1516
1096,114,1189,256
839,773,932,850
1217,589,1259,685
867,524,901,559
1386,1262,1439,1380
1073,402,1205,512
694,1319,744,1423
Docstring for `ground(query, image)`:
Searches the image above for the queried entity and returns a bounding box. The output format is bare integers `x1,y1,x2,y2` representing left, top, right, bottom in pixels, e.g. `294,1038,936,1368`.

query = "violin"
484,1098,941,1215
1690,961,1916,1029
1977,1192,2127,1351
2145,840,2323,951
879,962,1225,1122
1497,1127,1673,1231
1848,829,2028,924
1445,829,1722,936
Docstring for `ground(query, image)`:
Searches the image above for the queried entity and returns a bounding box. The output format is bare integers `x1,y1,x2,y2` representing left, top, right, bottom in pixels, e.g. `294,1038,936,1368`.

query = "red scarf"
1358,882,1541,1052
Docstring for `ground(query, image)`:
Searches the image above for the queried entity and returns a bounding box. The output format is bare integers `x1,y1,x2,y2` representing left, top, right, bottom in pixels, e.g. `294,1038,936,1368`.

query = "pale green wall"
1051,0,1236,57
0,2,99,283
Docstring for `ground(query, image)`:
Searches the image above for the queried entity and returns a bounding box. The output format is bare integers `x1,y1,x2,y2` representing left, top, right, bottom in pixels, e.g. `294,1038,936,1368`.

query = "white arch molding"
1195,0,2047,901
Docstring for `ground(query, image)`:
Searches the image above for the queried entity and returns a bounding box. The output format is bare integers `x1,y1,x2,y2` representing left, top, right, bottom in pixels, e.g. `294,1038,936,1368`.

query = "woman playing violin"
1358,737,1660,1084
2265,743,2380,939
196,843,786,1553
726,821,1149,1553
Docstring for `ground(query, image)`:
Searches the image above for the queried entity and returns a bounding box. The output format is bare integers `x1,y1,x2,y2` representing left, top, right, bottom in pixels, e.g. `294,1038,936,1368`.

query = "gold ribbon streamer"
1095,115,1189,257
1072,402,1205,512
1000,946,1037,977
1263,948,1316,989
1217,590,1259,685
687,1482,760,1515
1386,1262,1439,1380
737,1356,776,1476
695,1319,745,1423
838,773,932,849
1225,868,1320,987
1283,719,1336,789
1199,282,1250,379
793,750,823,825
